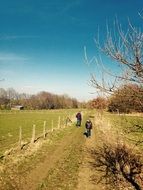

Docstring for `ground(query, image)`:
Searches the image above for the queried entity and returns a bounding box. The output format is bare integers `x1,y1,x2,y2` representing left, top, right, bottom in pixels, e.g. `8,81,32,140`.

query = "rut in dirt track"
22,126,85,190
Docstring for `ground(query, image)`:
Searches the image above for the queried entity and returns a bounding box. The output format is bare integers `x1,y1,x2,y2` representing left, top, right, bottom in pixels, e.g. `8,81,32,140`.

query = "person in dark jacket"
85,119,92,137
76,112,82,127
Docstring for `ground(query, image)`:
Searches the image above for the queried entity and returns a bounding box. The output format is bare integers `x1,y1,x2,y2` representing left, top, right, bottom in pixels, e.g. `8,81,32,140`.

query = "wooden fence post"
43,121,46,139
62,117,65,128
19,126,22,148
31,124,36,143
51,120,54,132
58,116,61,129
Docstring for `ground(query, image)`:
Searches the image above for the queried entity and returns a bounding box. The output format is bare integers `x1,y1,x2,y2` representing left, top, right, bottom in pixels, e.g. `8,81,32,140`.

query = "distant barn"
11,105,24,110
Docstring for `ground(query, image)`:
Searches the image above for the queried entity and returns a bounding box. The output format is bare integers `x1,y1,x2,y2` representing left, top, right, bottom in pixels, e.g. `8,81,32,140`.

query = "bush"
90,143,143,190
108,84,143,113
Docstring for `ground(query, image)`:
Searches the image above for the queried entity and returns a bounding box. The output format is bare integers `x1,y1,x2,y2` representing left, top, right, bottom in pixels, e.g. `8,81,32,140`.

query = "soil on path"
76,115,105,190
22,126,85,190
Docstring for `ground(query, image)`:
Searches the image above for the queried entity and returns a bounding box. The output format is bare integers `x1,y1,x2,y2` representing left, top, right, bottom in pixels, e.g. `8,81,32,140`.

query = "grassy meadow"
0,109,78,156
0,109,143,190
0,109,143,156
105,113,143,150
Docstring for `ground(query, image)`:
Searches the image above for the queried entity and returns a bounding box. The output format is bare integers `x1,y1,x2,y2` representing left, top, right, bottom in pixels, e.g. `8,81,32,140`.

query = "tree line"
87,83,143,113
0,84,142,112
0,88,79,110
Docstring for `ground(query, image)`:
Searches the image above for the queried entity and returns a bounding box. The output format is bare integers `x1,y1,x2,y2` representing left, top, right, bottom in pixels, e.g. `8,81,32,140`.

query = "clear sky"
0,0,143,101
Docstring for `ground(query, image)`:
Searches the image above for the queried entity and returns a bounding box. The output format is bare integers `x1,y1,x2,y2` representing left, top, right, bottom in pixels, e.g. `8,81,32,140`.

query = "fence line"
0,115,75,160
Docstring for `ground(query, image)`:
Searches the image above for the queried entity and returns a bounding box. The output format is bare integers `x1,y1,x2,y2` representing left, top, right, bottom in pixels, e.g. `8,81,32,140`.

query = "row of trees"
0,84,142,112
108,84,143,113
88,83,143,113
0,88,79,110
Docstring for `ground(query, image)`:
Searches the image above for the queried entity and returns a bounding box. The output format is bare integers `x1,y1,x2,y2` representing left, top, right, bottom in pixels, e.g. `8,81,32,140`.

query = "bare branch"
88,17,143,96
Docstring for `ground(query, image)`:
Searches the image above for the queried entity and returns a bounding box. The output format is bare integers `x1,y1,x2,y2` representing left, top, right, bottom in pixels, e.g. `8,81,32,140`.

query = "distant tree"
88,96,108,109
7,88,18,100
0,97,10,109
71,98,78,108
0,88,7,98
0,88,10,109
36,91,52,109
108,84,143,113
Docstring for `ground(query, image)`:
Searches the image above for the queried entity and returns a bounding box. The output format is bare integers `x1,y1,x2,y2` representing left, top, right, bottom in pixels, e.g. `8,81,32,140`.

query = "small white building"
11,105,24,110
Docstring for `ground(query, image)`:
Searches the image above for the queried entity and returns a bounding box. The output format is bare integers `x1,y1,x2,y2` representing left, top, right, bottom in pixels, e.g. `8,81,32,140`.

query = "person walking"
76,112,82,127
85,119,92,137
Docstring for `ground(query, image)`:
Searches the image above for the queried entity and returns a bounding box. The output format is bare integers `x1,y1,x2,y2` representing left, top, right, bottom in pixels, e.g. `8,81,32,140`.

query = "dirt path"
76,113,114,190
76,115,105,190
76,127,96,190
21,126,85,190
24,130,78,189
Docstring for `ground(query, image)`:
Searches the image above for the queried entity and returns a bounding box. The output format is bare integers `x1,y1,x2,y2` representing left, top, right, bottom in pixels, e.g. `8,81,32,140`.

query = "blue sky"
0,0,143,101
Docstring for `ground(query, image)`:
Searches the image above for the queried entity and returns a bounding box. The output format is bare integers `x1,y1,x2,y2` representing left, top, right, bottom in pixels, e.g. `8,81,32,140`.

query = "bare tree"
85,18,143,94
90,143,143,190
86,16,143,190
0,88,7,98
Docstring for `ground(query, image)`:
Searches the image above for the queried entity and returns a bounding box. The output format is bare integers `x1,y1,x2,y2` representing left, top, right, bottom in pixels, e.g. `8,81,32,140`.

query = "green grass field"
105,113,143,149
1,109,143,156
0,109,79,155
0,109,143,190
